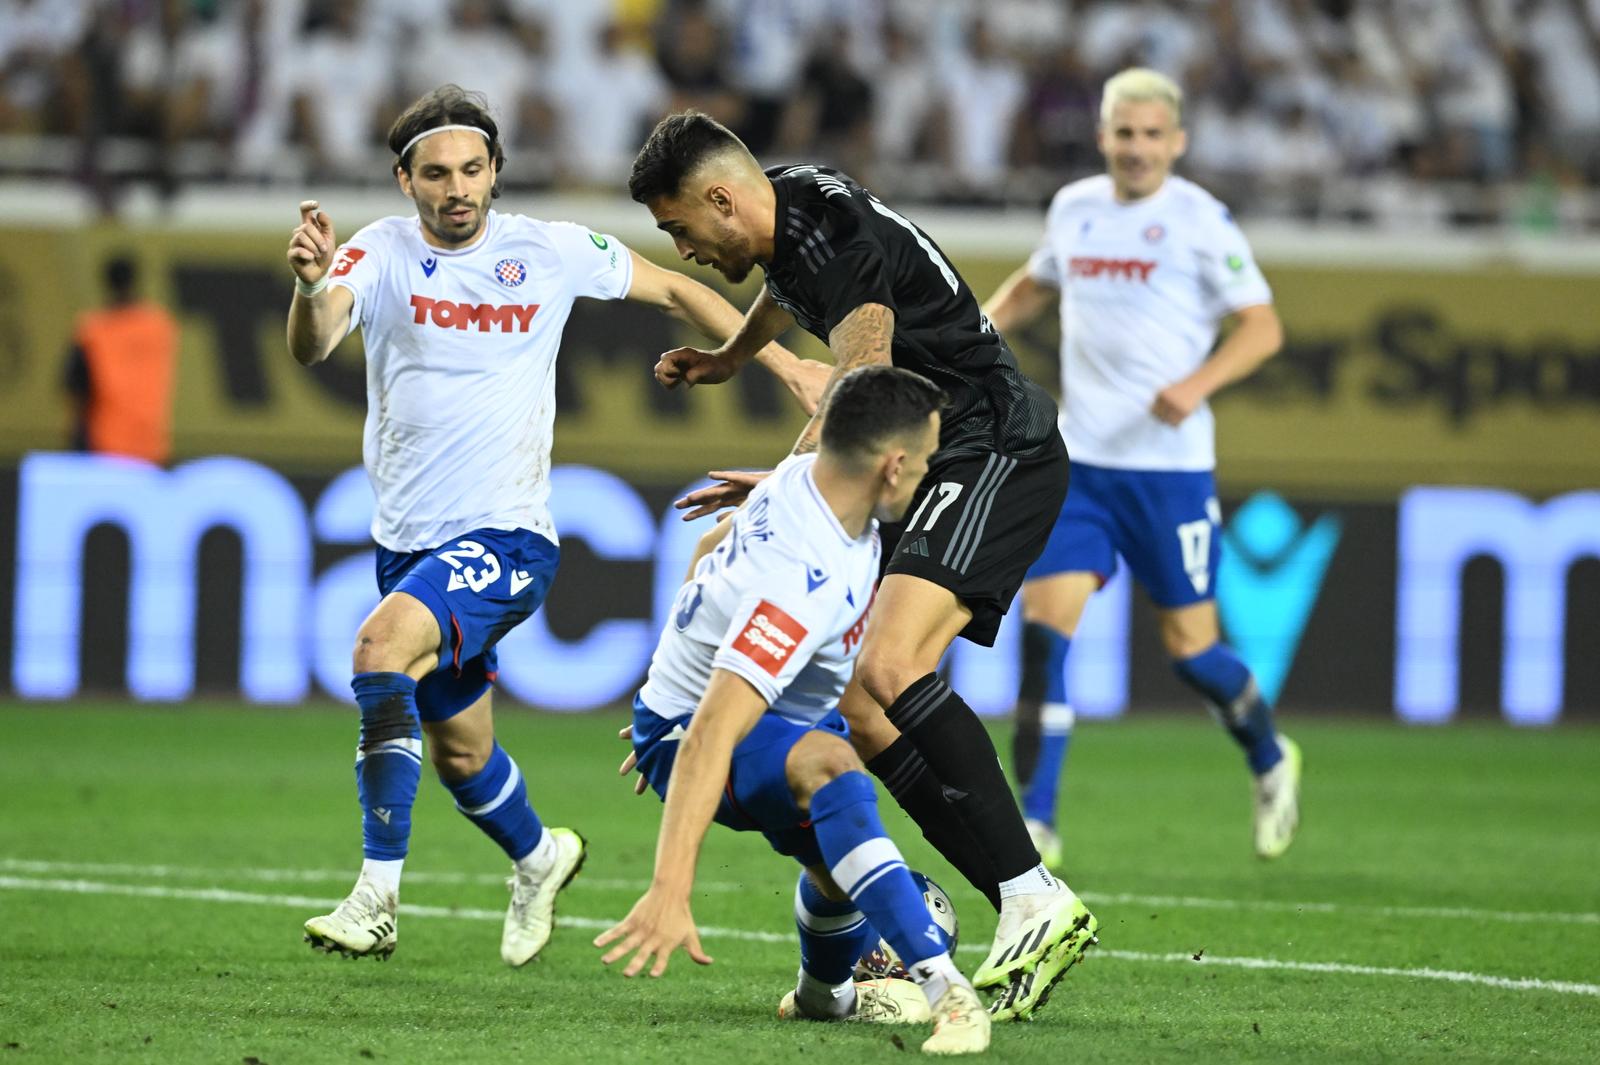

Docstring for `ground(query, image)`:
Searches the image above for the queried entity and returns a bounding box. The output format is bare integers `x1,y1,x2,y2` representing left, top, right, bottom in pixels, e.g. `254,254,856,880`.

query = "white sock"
795,968,857,1019
360,858,403,898
998,863,1057,903
907,952,963,1008
513,827,556,877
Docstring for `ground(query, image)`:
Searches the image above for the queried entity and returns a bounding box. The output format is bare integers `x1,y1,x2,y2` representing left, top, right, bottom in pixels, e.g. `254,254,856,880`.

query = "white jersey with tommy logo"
1027,174,1272,472
328,209,633,552
640,455,881,726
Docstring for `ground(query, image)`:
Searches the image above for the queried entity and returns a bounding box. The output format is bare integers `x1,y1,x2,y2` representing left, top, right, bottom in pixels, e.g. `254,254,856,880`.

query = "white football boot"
973,878,1097,993
922,981,991,1055
304,874,398,960
1024,818,1063,871
501,827,587,966
778,978,932,1023
1253,736,1302,859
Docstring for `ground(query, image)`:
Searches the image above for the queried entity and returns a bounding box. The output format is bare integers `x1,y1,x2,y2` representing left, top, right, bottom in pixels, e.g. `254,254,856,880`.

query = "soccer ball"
852,870,959,980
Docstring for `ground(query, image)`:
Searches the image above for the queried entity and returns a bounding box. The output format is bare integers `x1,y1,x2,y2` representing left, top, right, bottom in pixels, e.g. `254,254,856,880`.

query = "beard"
422,196,488,245
710,220,756,283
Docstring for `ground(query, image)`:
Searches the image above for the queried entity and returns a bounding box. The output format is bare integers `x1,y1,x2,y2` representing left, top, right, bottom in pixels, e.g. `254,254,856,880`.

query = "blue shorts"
1027,461,1221,608
376,527,559,722
631,695,852,868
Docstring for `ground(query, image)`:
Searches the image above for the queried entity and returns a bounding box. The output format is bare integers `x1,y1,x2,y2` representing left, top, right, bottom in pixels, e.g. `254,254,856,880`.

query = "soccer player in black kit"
628,112,1097,1020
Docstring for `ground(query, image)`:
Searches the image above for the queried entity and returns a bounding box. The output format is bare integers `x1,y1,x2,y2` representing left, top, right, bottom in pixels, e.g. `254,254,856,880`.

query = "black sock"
1012,696,1042,786
886,673,1041,883
1012,621,1053,783
866,736,1001,911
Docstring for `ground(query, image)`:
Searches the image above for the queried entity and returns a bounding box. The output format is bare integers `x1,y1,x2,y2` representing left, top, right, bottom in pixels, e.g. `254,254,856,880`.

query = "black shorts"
880,438,1070,646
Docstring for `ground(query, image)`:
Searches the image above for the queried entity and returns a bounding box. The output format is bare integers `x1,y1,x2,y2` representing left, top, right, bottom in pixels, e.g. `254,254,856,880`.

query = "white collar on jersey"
800,461,861,546
400,124,490,159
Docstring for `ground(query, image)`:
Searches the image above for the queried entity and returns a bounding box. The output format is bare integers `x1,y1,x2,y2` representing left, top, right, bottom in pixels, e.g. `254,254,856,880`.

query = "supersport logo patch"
731,600,807,676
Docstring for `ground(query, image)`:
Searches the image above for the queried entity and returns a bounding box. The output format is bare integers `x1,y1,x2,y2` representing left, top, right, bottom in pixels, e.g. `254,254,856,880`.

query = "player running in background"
627,112,1096,1021
597,366,989,1055
285,85,826,966
983,68,1300,864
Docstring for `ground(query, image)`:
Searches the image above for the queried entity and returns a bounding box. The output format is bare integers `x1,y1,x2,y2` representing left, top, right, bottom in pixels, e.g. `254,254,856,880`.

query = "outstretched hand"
594,887,713,978
673,470,771,521
655,348,738,390
287,200,336,283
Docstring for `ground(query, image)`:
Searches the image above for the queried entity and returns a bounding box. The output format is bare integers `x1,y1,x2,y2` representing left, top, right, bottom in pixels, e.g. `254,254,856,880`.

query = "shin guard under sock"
866,736,1000,911
886,673,1041,883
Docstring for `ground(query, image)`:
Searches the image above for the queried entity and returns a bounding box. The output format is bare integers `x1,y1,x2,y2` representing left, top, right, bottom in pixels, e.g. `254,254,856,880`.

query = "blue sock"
1172,643,1283,774
1021,628,1073,825
810,772,949,971
793,870,871,985
443,742,545,861
351,671,423,861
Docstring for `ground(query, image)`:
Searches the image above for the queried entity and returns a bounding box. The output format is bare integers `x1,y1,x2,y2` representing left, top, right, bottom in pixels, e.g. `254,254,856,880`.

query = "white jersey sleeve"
638,454,881,726
1025,190,1068,289
326,220,394,338
1193,206,1272,316
711,566,840,706
541,222,634,301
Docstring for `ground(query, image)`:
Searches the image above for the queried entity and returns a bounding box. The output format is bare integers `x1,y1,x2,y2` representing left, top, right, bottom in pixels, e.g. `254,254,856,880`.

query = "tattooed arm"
789,302,896,456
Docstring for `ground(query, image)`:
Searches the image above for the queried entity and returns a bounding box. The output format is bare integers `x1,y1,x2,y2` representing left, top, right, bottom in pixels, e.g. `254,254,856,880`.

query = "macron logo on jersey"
408,295,540,333
732,600,808,677
1070,257,1157,282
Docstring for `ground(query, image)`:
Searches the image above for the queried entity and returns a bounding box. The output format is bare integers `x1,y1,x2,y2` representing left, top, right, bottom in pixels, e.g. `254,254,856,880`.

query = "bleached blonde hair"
1100,67,1183,126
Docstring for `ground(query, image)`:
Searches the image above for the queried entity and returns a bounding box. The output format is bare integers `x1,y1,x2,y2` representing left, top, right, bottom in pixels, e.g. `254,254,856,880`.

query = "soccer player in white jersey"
983,68,1300,863
284,85,828,965
595,366,989,1055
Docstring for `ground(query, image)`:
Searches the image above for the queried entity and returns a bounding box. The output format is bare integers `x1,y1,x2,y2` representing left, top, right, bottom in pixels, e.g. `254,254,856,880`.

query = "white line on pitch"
0,875,790,943
1089,948,1600,997
3,858,1594,927
1082,890,1600,927
1,875,1596,998
0,858,751,894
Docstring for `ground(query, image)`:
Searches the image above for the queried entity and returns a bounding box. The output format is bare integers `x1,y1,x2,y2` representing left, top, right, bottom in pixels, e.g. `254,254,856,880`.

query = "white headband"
400,124,490,160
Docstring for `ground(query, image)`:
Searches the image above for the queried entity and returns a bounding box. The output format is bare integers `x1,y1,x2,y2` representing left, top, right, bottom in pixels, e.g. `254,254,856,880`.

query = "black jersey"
762,164,1059,459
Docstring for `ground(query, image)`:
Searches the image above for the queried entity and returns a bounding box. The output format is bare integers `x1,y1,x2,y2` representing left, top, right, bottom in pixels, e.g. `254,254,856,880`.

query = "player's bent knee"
352,593,442,676
1158,604,1221,660
352,626,410,674
786,731,863,811
855,651,919,711
1161,628,1216,661
351,629,435,677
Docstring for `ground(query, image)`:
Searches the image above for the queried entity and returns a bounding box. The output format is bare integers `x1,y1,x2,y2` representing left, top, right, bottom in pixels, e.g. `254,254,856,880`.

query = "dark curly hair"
387,85,506,197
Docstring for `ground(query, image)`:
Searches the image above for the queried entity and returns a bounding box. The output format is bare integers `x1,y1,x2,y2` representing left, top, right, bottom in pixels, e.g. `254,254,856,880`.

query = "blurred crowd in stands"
3,0,1599,228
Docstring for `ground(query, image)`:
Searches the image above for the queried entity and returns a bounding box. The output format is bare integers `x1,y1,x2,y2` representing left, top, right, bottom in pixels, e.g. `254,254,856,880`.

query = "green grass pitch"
2,702,1596,1063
